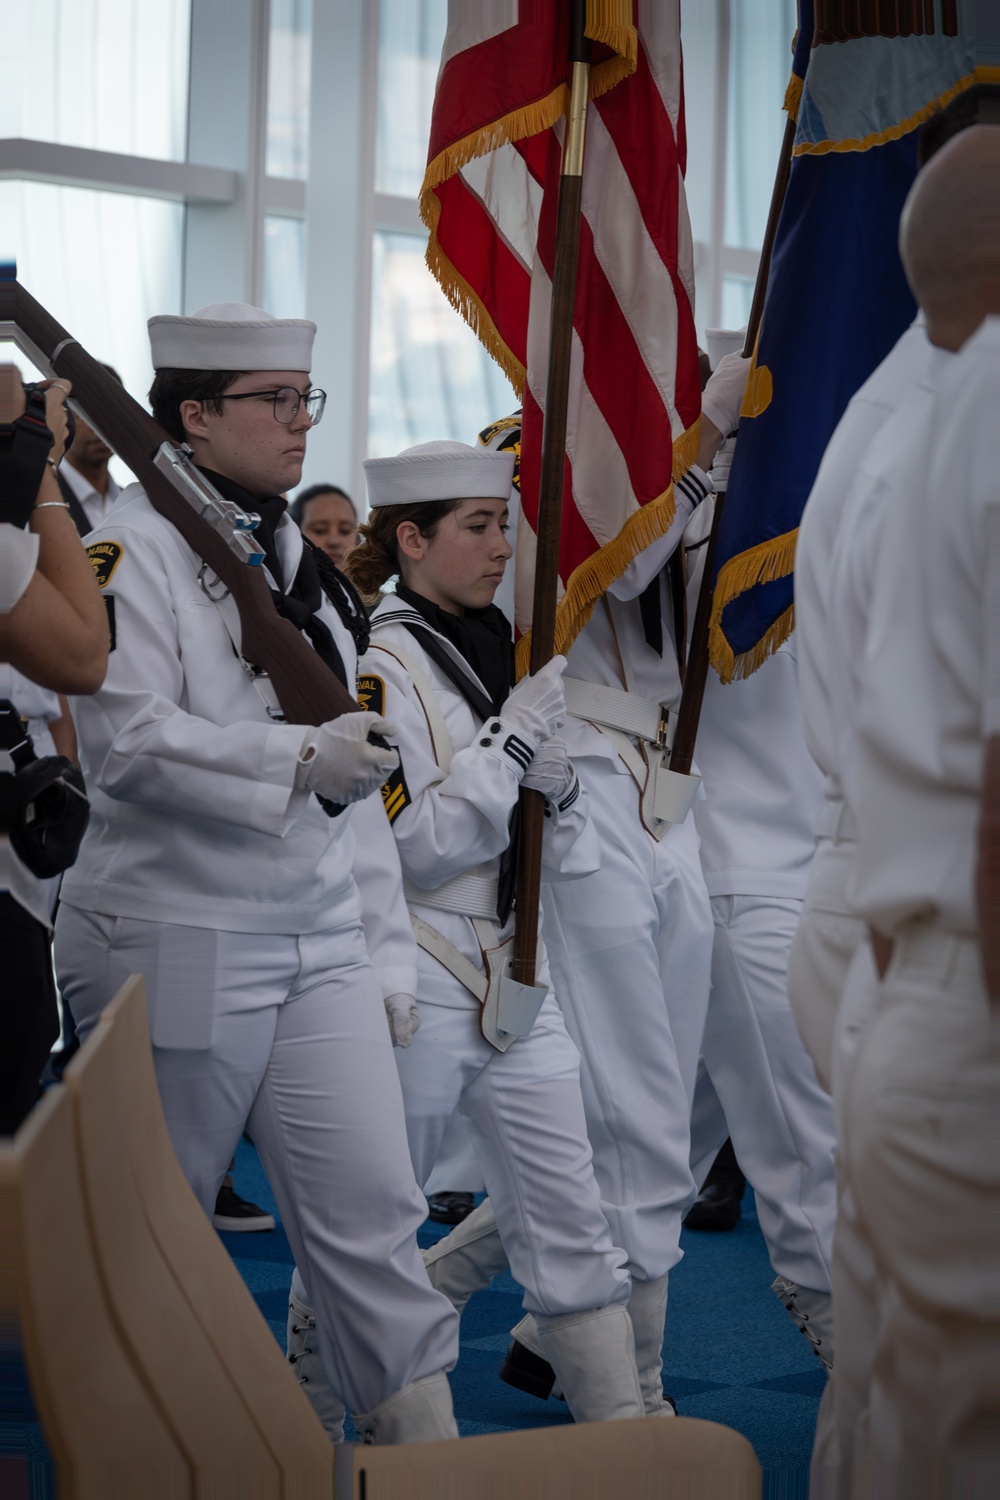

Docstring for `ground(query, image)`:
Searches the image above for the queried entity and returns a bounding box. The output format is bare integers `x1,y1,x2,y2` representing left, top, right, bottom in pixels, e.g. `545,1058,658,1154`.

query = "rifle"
0,276,363,728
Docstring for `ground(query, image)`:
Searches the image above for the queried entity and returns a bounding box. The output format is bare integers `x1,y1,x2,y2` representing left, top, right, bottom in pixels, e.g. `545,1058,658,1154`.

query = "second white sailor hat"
364,440,515,508
148,302,316,371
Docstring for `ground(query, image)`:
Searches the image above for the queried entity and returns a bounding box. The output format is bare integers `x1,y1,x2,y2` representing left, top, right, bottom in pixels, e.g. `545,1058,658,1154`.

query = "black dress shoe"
213,1175,275,1232
427,1190,476,1225
498,1338,564,1401
684,1140,746,1232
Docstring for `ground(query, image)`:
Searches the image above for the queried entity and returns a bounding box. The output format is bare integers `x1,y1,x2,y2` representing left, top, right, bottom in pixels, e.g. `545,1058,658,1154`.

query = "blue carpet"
3,1137,820,1496
223,1139,819,1493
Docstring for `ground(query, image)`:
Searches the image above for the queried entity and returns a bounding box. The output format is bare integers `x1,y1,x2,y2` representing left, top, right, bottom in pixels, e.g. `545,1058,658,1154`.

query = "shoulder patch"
380,763,411,826
87,540,124,588
357,673,385,717
477,415,522,492
478,412,522,448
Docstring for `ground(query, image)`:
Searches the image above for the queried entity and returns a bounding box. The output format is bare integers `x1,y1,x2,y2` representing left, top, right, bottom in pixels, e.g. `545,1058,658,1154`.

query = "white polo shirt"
796,317,934,801
59,459,121,532
825,344,955,819
850,317,1000,937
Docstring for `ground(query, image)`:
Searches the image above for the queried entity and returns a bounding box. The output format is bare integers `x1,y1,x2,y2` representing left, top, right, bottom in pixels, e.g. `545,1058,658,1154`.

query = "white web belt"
564,676,670,746
403,872,499,920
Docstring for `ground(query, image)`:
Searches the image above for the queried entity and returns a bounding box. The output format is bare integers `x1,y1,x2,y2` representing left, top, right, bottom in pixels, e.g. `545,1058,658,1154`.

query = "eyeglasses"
215,386,327,426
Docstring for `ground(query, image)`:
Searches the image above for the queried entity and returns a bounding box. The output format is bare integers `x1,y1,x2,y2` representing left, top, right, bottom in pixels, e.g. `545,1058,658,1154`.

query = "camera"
22,380,76,450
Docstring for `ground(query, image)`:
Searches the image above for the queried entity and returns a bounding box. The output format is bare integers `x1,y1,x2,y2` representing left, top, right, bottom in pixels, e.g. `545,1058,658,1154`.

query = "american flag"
420,1,701,666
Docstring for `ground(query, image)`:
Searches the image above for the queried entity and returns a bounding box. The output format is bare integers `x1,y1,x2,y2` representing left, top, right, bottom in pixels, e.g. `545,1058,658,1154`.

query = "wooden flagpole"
668,109,796,776
511,0,590,986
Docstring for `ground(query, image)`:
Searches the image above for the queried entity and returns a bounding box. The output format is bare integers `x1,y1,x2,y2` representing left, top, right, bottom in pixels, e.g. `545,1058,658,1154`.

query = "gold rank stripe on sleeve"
380,764,410,825
357,673,386,717
86,540,124,588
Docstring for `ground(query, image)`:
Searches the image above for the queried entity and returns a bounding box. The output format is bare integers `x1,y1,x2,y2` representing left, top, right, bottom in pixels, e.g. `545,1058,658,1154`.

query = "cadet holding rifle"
52,303,461,1444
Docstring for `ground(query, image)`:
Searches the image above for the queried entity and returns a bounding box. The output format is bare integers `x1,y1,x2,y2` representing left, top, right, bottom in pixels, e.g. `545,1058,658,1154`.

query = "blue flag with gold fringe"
707,0,982,682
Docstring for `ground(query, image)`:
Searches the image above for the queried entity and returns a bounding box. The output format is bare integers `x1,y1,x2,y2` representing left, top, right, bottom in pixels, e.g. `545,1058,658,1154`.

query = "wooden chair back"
0,1085,191,1499
334,1416,762,1499
97,976,333,1495
63,992,284,1496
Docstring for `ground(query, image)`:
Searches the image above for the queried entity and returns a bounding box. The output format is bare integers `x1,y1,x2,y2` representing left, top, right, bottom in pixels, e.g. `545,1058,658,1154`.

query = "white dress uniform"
539,496,716,1294
52,481,459,1422
791,316,935,1089
685,563,837,1310
844,318,1000,1483
361,592,633,1326
471,419,717,1293
800,343,956,1491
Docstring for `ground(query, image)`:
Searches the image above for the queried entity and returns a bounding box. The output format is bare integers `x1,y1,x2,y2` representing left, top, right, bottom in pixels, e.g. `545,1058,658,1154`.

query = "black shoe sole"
427,1192,476,1225
498,1339,562,1401
682,1202,742,1232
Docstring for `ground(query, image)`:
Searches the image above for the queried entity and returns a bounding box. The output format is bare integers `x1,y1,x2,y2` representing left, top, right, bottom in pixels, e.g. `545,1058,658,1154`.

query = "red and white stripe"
422,1,700,650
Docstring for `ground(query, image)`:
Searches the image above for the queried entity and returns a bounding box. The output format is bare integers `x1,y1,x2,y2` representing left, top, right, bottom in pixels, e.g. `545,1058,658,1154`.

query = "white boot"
286,1287,346,1442
627,1275,675,1415
354,1372,458,1445
771,1276,835,1371
503,1312,564,1400
421,1197,509,1313
535,1304,645,1424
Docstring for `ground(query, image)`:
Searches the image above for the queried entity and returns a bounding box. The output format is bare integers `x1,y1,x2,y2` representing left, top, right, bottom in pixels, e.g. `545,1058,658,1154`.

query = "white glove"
521,736,576,803
709,433,738,493
385,993,420,1048
500,655,567,744
701,350,751,438
296,713,399,806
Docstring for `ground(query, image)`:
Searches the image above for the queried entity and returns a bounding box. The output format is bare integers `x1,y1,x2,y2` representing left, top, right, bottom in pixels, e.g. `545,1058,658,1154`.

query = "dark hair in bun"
344,498,460,603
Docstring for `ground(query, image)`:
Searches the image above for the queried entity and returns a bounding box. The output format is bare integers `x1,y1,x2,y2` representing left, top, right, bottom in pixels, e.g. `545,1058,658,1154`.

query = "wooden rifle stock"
2,278,361,728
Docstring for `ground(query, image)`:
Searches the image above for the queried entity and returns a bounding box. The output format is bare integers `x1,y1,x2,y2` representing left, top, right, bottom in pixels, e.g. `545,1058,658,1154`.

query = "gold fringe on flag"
793,70,977,157
707,527,799,683
783,71,804,121
710,600,797,684
422,189,528,397
515,420,700,678
585,0,638,96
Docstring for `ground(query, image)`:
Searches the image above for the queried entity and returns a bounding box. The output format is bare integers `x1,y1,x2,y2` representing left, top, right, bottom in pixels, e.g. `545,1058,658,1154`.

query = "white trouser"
845,926,1000,1483
541,759,714,1281
810,940,884,1496
53,898,459,1416
787,835,866,1095
423,1108,485,1197
393,952,631,1320
690,894,837,1294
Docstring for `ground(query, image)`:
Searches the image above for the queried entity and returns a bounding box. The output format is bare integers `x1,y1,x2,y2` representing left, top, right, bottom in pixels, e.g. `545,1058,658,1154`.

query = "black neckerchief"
392,585,519,925
395,585,514,715
197,467,348,687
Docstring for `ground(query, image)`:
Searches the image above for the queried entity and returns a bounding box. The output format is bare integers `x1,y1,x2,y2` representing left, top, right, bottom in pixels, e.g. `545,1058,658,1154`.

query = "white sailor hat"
148,302,316,371
364,440,515,508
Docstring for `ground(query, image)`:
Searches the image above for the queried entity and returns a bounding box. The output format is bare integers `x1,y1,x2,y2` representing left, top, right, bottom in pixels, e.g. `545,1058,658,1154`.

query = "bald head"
900,126,1000,350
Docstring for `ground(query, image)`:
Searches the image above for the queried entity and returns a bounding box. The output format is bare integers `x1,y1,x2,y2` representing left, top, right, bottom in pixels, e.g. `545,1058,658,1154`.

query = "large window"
369,231,515,458
2,0,797,498
1,0,191,160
